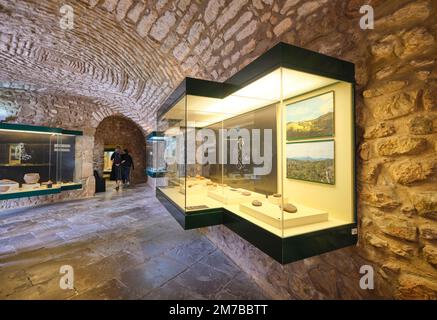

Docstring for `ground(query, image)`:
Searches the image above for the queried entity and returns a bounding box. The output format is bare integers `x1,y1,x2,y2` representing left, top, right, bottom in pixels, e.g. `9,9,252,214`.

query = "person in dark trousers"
121,149,134,186
110,146,123,191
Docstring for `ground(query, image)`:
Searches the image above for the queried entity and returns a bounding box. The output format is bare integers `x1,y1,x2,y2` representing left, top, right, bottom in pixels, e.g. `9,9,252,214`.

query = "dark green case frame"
0,123,83,136
155,42,357,264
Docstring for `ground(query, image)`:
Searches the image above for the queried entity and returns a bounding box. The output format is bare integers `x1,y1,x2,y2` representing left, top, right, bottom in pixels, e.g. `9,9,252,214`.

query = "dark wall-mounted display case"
155,42,356,264
0,123,83,200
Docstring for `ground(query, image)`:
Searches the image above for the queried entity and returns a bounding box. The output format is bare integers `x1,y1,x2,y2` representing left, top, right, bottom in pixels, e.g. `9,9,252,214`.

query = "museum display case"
146,132,167,177
155,42,356,263
103,149,114,174
0,123,83,200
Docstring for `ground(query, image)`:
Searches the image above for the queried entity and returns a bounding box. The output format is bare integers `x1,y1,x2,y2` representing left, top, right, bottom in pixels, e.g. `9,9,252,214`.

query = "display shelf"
0,183,83,200
239,201,328,229
207,187,265,205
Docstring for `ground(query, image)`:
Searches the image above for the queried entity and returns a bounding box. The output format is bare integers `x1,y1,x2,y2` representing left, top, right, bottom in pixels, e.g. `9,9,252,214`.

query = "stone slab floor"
0,184,267,300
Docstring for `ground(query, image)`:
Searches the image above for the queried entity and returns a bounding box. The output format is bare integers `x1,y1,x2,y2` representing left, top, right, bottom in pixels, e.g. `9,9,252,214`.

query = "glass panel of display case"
146,133,167,177
0,129,60,194
185,95,224,213
183,72,283,231
57,134,82,187
280,67,355,238
157,96,186,211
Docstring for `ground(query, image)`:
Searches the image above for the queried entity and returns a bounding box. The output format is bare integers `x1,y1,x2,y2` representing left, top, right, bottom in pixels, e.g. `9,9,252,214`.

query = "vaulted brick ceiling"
0,0,354,131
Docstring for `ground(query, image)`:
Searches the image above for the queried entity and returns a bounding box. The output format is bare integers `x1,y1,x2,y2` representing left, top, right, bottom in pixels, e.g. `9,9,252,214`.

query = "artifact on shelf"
280,203,298,213
252,200,262,207
268,193,288,205
241,191,251,196
41,180,53,189
23,173,40,184
0,179,20,193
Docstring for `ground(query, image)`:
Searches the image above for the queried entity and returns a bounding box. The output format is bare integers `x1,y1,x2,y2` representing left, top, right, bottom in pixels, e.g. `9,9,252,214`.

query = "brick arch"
93,114,147,184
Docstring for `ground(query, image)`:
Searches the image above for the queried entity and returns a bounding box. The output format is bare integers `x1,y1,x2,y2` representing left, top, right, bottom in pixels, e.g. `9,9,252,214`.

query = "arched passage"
93,115,147,184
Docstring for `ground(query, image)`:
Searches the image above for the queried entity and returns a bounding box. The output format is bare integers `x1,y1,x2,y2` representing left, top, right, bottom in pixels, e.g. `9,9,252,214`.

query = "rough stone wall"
93,115,147,184
0,0,436,299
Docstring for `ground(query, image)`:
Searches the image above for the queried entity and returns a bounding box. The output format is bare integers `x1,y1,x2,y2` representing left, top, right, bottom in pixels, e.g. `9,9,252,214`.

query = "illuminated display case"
155,42,356,264
146,132,167,177
0,123,83,200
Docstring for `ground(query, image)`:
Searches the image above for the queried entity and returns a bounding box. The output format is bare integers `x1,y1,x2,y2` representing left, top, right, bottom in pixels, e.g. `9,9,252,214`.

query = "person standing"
111,146,123,191
121,149,134,186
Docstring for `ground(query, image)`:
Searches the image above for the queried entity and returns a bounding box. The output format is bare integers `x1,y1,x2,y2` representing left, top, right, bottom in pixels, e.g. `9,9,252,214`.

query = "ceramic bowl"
24,173,40,184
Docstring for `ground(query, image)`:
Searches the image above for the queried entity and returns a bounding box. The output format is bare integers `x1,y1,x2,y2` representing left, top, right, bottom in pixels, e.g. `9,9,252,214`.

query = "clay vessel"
24,173,40,184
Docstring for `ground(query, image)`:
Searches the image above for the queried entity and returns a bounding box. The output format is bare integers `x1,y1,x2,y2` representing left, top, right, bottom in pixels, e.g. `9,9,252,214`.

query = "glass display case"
156,42,356,263
0,123,83,200
103,149,114,175
146,132,167,177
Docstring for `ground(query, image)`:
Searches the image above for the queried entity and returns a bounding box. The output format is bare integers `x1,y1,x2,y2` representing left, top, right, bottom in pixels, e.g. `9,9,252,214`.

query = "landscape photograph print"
286,91,334,140
286,140,335,185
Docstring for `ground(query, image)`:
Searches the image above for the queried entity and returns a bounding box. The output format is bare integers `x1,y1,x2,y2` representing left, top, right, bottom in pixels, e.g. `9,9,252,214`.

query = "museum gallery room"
0,0,436,302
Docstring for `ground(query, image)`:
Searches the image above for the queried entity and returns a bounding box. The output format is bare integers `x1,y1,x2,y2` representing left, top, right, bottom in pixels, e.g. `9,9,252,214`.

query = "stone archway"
93,115,147,184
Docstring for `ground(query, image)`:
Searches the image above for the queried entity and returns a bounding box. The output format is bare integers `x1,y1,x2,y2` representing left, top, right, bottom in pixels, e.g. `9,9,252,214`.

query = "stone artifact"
241,191,251,196
0,180,19,193
280,203,298,213
230,188,238,191
41,180,53,188
273,193,282,198
252,200,262,207
24,173,40,184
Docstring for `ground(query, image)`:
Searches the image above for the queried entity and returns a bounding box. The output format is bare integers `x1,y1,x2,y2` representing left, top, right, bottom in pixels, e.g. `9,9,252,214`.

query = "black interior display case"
155,42,357,264
0,123,83,200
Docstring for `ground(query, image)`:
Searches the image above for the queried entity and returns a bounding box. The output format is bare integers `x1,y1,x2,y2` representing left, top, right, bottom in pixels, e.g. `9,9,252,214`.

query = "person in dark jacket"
121,149,134,186
111,146,123,191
